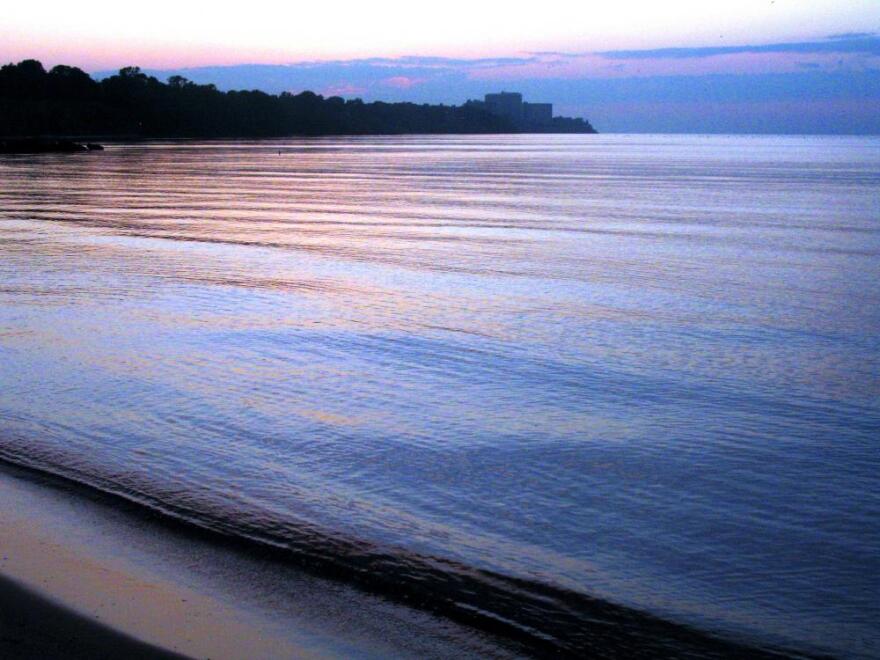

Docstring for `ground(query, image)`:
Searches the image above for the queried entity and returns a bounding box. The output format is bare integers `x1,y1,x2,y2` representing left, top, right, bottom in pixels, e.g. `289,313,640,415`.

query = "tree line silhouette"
0,60,596,138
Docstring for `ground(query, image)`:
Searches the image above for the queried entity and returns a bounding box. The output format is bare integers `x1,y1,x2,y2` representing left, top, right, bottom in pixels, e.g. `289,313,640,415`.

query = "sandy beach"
0,461,521,659
0,465,324,659
0,573,184,659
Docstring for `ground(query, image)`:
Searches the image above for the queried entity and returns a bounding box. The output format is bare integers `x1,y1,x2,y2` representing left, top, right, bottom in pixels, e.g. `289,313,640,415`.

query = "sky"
4,0,880,133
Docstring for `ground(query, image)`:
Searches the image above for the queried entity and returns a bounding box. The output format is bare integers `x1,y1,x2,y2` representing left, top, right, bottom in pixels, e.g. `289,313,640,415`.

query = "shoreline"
0,467,321,659
0,460,524,659
0,573,184,659
0,456,802,660
0,138,104,154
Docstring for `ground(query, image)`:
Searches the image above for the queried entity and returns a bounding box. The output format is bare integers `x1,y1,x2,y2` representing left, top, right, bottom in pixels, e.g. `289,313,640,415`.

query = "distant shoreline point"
0,138,103,154
1,60,596,139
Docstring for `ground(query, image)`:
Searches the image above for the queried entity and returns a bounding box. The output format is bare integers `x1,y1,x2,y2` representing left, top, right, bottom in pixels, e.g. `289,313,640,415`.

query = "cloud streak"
95,35,880,134
598,34,880,60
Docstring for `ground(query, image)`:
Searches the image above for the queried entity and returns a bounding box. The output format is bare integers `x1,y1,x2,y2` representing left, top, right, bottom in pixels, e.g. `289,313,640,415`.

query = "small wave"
0,446,795,659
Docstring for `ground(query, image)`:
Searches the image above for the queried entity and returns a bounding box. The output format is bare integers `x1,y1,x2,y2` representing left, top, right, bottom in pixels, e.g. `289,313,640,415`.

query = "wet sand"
0,475,325,659
0,461,521,659
0,573,184,659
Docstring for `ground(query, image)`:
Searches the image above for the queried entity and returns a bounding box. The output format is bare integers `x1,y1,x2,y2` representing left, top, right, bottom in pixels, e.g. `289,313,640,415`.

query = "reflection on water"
1,135,879,657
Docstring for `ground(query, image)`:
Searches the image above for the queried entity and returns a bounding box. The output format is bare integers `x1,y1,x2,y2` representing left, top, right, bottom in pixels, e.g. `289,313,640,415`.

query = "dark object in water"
0,139,103,154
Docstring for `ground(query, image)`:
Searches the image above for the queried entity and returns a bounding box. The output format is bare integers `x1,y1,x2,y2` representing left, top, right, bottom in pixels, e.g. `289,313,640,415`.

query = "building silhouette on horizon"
471,92,553,129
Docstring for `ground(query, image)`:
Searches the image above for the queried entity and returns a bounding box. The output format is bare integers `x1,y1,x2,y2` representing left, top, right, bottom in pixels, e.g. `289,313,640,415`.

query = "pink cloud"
381,75,425,89
321,82,366,96
465,49,880,82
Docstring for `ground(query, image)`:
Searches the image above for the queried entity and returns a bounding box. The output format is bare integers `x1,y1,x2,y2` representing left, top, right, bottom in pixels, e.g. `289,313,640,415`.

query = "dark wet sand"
0,573,184,659
0,461,525,660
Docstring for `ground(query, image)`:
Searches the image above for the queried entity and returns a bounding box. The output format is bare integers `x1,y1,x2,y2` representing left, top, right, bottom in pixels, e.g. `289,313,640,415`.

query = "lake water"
1,135,878,657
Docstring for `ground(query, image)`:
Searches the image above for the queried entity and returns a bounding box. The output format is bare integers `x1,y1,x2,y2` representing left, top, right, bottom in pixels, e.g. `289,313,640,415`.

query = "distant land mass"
0,60,596,139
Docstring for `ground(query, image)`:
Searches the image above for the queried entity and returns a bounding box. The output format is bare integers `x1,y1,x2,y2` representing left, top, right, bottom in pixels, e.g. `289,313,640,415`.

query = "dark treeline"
0,60,596,138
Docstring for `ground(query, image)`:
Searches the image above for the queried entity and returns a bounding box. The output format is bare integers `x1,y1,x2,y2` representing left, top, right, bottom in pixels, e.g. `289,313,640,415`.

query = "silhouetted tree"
0,59,596,138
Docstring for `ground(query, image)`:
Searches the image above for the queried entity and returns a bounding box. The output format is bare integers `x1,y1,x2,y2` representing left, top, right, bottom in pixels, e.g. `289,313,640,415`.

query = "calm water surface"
1,135,878,657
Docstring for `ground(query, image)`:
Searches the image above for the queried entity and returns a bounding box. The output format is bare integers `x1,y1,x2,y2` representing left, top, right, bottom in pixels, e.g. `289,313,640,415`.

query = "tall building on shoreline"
465,91,595,133
477,92,553,128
